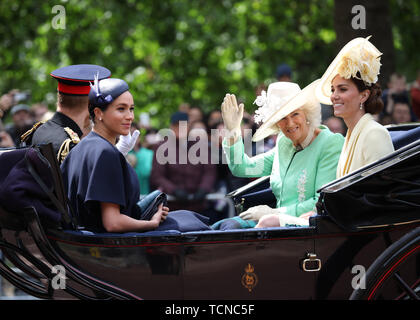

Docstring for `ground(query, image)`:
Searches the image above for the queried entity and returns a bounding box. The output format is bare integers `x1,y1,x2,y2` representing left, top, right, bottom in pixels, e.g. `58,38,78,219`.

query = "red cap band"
57,82,91,95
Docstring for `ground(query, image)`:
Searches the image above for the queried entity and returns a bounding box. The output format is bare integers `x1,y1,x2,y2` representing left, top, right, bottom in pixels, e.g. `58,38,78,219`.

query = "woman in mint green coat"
218,79,344,229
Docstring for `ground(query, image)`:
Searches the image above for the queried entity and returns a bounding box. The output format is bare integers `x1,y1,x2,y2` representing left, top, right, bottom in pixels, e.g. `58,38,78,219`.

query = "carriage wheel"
350,226,420,300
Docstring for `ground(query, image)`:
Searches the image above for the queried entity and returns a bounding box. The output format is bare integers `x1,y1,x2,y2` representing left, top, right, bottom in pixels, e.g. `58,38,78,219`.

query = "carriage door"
248,227,317,299
182,227,317,299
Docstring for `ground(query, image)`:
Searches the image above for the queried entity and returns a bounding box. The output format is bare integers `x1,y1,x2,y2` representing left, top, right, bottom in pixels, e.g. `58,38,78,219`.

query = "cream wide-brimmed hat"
252,79,321,142
315,36,382,105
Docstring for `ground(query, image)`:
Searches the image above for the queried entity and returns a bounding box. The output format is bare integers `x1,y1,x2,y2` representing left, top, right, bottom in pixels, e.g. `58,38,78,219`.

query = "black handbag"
226,176,276,214
138,190,167,221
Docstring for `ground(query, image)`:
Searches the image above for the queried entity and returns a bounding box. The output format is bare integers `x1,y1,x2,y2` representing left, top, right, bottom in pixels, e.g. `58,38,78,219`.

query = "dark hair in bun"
350,77,384,115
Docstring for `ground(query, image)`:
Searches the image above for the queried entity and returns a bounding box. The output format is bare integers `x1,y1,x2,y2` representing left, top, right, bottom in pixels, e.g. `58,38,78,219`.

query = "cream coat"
336,113,394,178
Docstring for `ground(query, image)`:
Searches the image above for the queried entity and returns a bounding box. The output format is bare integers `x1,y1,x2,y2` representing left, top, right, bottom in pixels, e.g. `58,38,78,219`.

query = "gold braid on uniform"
57,127,80,164
20,120,46,143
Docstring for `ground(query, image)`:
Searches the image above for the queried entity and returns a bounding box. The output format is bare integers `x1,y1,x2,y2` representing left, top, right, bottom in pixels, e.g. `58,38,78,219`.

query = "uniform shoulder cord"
57,127,80,164
20,120,46,144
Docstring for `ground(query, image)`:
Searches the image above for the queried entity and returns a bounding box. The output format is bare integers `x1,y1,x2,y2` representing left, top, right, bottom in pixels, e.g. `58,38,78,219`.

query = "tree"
0,0,418,128
389,0,420,82
333,0,395,87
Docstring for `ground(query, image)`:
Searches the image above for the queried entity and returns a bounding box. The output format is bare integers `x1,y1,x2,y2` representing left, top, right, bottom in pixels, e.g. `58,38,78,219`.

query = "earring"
360,102,363,110
306,121,310,125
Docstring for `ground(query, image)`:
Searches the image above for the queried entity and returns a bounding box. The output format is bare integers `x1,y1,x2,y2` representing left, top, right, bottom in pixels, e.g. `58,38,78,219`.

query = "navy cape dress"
61,131,210,233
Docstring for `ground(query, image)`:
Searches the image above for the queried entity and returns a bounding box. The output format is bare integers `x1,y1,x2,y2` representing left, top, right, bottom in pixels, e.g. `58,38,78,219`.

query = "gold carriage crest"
241,263,258,292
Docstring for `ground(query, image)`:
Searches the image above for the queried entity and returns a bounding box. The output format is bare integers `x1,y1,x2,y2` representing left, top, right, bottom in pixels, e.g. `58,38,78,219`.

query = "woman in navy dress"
61,78,169,232
61,77,210,233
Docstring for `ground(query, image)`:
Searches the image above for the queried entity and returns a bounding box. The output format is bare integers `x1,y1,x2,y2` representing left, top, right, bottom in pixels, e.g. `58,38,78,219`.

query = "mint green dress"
223,126,344,217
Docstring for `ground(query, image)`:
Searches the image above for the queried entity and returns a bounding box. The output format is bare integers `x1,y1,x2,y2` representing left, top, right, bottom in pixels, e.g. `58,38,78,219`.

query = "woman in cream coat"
316,37,394,178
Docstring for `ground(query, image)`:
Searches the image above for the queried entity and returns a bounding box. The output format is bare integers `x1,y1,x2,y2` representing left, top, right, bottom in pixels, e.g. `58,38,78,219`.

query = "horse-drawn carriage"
0,124,419,300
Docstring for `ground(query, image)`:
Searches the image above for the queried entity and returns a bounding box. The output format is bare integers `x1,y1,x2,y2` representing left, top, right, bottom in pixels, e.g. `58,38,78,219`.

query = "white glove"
221,93,243,139
239,205,274,221
116,129,140,156
277,213,309,227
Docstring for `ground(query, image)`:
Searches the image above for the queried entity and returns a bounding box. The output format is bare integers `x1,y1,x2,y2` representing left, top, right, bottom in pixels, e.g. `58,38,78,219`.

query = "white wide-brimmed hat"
315,36,382,105
252,79,321,142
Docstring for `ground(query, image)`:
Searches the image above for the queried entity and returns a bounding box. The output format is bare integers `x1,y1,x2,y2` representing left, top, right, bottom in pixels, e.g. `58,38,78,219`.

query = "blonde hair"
301,102,322,130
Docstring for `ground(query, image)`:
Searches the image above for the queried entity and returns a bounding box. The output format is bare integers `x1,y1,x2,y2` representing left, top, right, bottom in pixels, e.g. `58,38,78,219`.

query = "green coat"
223,126,344,217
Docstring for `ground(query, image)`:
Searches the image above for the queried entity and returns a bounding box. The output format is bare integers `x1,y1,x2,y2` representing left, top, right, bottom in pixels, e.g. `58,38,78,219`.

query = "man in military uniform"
22,64,111,164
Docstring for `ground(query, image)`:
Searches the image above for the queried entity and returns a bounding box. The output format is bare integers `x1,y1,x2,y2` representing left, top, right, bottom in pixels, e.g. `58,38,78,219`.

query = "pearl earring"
360,102,363,110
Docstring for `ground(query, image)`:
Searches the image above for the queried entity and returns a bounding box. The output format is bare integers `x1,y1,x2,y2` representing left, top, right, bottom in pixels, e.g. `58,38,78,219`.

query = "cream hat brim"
315,37,382,105
252,79,321,142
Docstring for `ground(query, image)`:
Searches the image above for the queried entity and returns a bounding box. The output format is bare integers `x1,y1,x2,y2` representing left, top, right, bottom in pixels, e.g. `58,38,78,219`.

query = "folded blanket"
155,210,211,232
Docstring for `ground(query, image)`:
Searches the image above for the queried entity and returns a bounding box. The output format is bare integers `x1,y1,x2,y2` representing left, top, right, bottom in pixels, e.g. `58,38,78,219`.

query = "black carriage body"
0,124,419,300
41,217,416,300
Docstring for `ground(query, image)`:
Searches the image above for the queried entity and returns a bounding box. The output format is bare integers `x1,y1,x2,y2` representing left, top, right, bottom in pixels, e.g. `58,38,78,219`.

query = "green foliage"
389,0,420,81
0,0,417,128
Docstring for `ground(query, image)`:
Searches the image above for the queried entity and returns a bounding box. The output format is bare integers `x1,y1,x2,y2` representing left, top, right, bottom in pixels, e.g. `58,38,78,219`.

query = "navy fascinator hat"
88,76,129,109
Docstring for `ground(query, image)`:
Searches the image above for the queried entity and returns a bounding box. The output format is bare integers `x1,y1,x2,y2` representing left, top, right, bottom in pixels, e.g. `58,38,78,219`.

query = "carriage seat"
389,125,420,150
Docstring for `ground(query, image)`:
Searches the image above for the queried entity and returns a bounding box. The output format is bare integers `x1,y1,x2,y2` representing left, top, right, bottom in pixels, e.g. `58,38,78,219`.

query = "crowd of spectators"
0,89,53,148
126,104,263,223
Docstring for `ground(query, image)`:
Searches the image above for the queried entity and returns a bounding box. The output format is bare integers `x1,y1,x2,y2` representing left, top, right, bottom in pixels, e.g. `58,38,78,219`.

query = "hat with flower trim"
252,79,321,142
315,36,382,105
